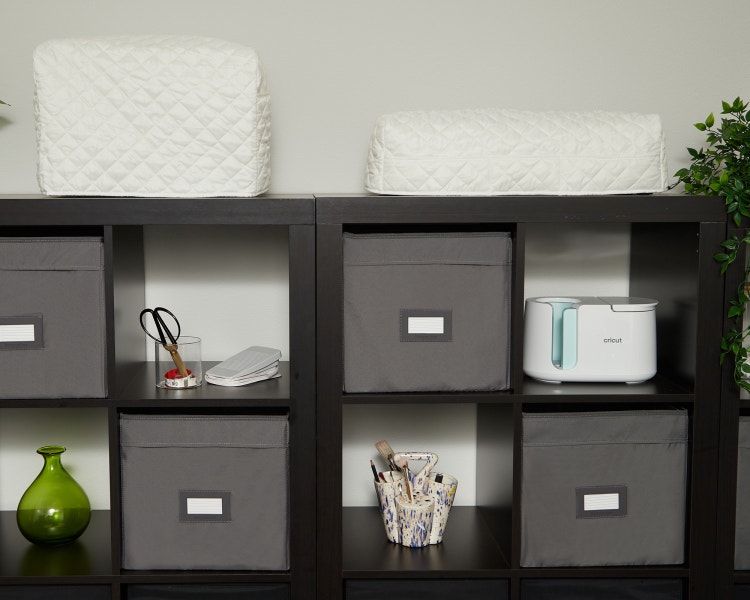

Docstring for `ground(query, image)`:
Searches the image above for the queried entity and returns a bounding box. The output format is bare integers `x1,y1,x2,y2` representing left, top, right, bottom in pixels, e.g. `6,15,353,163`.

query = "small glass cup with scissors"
140,307,201,388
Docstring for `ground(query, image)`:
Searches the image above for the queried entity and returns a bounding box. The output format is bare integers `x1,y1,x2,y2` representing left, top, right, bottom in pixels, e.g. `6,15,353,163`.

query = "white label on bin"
186,497,224,515
583,493,620,512
0,324,35,343
408,316,444,335
180,490,231,522
400,309,452,342
576,485,627,518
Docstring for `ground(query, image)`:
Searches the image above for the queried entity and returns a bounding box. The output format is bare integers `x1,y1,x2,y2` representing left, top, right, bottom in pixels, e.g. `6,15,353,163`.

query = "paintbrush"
370,459,379,483
393,454,412,501
375,439,398,471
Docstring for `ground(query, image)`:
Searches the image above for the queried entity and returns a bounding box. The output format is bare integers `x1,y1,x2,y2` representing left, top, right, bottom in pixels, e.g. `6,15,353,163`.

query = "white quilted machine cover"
34,36,270,197
365,108,668,195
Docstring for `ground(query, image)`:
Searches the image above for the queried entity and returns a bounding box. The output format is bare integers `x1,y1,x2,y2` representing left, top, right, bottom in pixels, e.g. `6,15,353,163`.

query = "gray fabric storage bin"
346,579,508,600
120,414,289,570
343,232,512,392
736,417,750,569
0,237,106,399
521,409,688,567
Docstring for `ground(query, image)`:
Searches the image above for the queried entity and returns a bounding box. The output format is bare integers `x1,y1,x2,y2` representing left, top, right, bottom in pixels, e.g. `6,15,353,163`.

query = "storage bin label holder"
179,490,231,522
575,485,628,518
400,309,452,342
0,315,44,350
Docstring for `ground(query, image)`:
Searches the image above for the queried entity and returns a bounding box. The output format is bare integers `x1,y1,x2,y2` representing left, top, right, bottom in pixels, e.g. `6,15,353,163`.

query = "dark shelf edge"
340,373,695,405
0,576,118,585
515,567,690,578
342,570,511,580
0,195,315,226
518,395,695,405
343,391,515,405
342,567,691,580
314,194,726,225
343,394,693,406
0,573,292,585
0,399,115,409
117,572,292,584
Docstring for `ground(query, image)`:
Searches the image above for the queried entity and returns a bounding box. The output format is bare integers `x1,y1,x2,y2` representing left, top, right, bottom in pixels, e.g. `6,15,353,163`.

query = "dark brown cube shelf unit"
717,222,750,599
0,193,731,600
315,193,726,600
0,194,316,600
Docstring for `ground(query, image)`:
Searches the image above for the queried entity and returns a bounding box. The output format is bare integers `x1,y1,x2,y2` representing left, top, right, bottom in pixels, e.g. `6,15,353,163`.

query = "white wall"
1,0,747,510
2,0,749,193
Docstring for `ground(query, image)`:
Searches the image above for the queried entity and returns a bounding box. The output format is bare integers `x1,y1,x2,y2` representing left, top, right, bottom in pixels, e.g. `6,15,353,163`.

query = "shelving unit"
0,194,316,600
716,223,750,599
0,192,732,598
315,193,726,600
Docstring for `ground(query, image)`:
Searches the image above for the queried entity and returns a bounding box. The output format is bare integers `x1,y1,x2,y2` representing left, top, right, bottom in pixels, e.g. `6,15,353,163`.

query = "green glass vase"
16,445,91,545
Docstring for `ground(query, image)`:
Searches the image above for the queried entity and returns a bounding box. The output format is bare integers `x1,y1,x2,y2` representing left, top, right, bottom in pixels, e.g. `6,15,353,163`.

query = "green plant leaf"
678,98,750,392
729,305,745,318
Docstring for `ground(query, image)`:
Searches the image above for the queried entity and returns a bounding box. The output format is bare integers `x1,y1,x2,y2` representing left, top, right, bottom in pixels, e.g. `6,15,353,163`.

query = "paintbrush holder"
426,472,458,544
375,452,458,548
154,336,203,389
373,471,404,544
396,494,434,547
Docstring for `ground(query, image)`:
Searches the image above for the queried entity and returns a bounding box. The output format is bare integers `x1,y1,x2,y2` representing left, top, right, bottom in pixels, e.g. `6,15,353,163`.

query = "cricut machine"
523,296,658,383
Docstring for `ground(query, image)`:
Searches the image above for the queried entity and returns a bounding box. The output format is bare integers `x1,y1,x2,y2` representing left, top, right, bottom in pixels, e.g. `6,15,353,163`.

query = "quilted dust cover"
34,36,270,197
365,107,669,196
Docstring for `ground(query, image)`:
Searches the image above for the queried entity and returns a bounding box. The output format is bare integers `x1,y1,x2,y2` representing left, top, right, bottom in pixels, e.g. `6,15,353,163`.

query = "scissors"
139,307,189,378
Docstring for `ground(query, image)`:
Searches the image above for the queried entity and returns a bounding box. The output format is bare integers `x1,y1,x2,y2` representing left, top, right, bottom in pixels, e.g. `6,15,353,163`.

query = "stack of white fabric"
206,346,281,387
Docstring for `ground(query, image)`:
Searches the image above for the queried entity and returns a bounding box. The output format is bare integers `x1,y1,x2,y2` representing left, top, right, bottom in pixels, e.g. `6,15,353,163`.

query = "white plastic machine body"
523,296,658,383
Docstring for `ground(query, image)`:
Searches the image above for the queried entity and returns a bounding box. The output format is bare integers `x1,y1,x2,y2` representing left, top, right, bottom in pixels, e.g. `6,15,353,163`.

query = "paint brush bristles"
375,439,397,471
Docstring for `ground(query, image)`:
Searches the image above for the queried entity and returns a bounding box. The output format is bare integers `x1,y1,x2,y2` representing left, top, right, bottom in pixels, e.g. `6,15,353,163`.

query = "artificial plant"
675,96,750,391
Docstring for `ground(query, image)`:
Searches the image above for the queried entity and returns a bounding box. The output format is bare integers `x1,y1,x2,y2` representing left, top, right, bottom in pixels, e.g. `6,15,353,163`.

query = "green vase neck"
37,445,66,473
37,445,65,456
